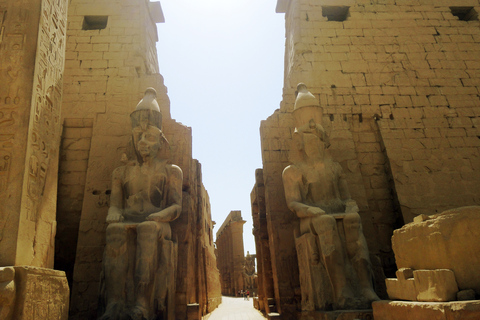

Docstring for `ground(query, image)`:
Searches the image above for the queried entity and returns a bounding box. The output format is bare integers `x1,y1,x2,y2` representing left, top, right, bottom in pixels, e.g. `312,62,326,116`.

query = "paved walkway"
205,296,267,320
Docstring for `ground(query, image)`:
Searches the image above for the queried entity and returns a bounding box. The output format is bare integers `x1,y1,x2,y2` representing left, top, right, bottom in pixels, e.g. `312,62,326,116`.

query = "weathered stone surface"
283,84,379,311
457,289,476,301
98,89,182,320
414,269,458,302
13,266,69,320
0,267,15,320
392,206,480,294
0,0,67,268
250,169,276,315
385,278,416,302
386,269,460,302
59,1,221,319
264,6,480,317
373,300,480,320
244,252,258,294
297,309,373,320
216,211,246,297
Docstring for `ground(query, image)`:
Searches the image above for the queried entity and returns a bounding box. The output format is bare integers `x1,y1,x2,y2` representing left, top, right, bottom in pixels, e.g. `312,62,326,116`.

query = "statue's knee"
137,221,158,234
344,212,361,228
314,214,336,231
105,224,127,255
107,223,125,234
106,223,127,243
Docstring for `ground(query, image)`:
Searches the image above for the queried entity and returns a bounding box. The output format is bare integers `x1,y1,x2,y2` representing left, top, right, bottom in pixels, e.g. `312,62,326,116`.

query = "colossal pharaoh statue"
282,84,379,311
99,88,183,320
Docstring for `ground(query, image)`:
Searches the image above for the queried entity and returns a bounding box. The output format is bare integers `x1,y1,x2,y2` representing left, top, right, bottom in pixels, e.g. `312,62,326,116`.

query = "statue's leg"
343,213,379,302
132,221,171,319
311,215,352,308
101,223,128,319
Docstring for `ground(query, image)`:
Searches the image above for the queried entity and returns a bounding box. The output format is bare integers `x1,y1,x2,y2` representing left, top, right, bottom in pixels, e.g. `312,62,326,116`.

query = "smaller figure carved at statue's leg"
310,215,354,309
131,221,159,320
132,221,171,320
101,223,128,320
343,213,380,304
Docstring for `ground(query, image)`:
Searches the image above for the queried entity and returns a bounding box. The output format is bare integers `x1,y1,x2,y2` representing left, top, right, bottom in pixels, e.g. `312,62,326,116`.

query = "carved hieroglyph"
0,266,69,320
0,0,67,267
99,88,183,320
282,84,379,311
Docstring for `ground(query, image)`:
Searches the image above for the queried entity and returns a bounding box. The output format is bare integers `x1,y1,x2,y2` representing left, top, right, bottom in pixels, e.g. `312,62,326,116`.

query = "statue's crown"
293,83,323,130
130,87,162,130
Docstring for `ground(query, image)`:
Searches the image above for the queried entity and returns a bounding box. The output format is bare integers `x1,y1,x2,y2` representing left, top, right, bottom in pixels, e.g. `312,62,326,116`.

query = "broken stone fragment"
414,269,458,302
457,289,476,301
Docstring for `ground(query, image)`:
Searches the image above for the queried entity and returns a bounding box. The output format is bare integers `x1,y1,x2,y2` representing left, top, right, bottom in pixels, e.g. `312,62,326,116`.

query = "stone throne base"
295,214,373,311
98,225,178,320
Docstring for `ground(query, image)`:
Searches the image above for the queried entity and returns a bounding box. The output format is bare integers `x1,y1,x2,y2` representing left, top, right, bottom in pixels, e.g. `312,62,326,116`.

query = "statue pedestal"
373,300,480,320
0,266,69,320
298,309,373,320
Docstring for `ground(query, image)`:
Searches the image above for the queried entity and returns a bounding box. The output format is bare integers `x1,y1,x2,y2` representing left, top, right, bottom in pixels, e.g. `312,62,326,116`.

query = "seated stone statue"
282,83,379,310
99,88,183,320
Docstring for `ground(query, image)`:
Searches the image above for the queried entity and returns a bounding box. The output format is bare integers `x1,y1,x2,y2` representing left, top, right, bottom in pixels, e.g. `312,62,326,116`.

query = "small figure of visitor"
246,290,250,301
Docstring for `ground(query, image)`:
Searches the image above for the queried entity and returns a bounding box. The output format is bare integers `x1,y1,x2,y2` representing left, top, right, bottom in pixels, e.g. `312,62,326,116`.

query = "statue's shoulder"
165,163,183,179
283,164,302,180
112,165,127,178
331,161,345,176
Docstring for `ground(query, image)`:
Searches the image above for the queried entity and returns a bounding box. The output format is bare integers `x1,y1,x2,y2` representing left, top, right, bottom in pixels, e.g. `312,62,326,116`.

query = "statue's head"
292,120,330,163
132,125,167,161
129,88,169,162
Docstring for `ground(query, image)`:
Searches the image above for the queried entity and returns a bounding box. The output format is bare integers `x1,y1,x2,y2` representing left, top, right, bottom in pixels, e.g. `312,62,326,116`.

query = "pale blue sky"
156,0,285,254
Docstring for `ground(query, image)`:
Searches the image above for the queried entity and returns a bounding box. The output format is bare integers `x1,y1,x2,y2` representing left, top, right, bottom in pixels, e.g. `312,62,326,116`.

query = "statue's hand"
146,211,171,223
345,199,359,213
146,213,165,222
146,205,180,222
106,211,124,224
306,206,325,217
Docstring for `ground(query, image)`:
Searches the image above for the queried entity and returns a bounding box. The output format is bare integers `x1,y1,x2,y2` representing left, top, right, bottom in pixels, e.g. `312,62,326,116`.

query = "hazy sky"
156,0,285,254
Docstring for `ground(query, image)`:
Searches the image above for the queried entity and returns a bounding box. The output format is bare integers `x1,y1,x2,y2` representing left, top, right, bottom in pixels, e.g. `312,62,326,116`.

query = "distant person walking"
246,290,250,301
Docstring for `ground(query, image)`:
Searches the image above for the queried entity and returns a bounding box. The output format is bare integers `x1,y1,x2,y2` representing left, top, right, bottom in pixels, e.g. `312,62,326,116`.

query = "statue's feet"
128,305,148,320
335,286,358,310
99,302,124,320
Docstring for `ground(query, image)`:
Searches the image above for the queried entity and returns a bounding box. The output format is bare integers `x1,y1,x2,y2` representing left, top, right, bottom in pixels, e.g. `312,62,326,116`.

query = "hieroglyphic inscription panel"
17,0,68,267
23,0,67,223
0,0,67,267
0,0,40,266
14,266,69,320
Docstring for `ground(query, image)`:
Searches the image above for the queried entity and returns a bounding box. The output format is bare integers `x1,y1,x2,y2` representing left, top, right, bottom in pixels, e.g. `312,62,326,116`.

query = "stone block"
386,278,417,301
457,289,476,301
392,206,480,293
0,267,15,320
12,266,69,320
297,309,373,320
373,300,480,320
413,269,458,302
396,268,414,281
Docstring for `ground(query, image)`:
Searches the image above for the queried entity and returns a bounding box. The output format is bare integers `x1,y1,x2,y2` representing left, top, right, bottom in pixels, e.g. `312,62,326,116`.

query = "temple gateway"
1,0,480,320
